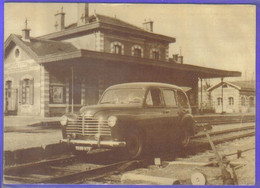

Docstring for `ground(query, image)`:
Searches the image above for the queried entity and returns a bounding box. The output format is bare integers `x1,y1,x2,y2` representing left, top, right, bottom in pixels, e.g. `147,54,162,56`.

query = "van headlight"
107,116,117,127
60,115,68,126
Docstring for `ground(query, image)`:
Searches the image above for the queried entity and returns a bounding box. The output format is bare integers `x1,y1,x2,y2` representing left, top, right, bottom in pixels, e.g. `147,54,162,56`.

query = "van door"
143,87,168,143
161,89,180,142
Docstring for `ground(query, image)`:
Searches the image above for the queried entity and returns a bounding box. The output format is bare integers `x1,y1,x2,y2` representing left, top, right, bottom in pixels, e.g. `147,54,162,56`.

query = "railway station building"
4,4,241,117
207,81,255,113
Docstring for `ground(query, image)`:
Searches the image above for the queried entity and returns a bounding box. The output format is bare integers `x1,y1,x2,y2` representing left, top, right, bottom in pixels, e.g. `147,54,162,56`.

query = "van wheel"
125,129,143,159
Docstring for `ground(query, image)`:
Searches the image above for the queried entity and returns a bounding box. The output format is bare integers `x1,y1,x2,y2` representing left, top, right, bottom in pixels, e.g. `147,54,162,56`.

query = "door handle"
162,110,170,114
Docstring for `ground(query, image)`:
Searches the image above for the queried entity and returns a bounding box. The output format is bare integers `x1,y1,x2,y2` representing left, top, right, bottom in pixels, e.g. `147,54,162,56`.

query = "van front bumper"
61,139,126,148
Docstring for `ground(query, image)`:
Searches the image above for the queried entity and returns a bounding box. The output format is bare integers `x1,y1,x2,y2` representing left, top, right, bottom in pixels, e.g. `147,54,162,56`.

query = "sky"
4,3,256,82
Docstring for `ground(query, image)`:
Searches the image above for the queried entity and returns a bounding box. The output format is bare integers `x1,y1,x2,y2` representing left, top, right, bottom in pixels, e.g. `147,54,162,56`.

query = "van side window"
177,90,188,108
162,89,177,107
146,88,164,107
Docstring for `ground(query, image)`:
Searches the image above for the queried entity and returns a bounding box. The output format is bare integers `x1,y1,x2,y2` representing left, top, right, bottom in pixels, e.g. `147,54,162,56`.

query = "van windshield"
99,88,145,105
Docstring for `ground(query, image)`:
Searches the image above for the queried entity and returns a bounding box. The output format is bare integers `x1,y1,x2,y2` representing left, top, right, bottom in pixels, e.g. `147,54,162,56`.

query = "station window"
20,78,34,105
249,97,254,107
152,51,159,60
6,81,12,98
132,45,143,58
228,97,234,105
111,41,124,55
150,49,160,60
133,48,141,57
15,49,20,58
114,45,122,55
217,97,222,106
241,97,246,106
50,86,66,104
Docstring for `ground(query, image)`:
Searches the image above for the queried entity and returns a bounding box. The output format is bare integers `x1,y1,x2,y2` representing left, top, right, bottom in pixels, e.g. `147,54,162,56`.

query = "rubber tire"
125,129,143,159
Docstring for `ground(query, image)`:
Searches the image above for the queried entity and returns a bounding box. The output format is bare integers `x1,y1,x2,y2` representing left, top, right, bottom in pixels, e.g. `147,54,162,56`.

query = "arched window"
241,96,245,106
5,81,12,98
150,48,160,60
217,97,222,106
249,97,254,107
14,48,21,61
15,49,20,58
228,97,234,105
19,77,34,105
110,41,124,55
131,45,143,58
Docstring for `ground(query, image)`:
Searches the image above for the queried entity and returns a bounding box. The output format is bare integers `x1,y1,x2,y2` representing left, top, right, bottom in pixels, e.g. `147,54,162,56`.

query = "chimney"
77,3,89,26
22,18,30,41
143,19,153,32
172,54,178,62
54,7,65,31
177,55,183,64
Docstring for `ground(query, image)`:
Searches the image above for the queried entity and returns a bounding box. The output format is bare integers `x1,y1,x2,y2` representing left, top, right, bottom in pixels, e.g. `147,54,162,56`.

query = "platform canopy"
5,34,241,79
37,49,241,79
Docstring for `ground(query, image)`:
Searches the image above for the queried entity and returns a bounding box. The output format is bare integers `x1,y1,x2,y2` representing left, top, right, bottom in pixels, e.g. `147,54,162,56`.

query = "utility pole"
221,77,224,114
200,77,203,113
71,66,74,113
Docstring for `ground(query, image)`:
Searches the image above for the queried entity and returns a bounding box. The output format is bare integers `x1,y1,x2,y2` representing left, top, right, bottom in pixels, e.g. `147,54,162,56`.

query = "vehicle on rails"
60,82,196,158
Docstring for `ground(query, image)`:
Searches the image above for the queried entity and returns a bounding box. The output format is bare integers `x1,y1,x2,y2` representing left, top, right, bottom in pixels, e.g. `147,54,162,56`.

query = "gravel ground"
120,136,255,185
3,120,255,185
4,129,62,151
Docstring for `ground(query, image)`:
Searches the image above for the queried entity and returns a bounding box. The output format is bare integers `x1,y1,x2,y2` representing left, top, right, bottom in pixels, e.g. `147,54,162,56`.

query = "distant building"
4,4,241,117
207,81,255,113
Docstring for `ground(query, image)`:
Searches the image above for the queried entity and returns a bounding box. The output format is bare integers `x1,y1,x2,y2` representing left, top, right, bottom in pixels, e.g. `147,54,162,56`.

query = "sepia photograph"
2,2,256,186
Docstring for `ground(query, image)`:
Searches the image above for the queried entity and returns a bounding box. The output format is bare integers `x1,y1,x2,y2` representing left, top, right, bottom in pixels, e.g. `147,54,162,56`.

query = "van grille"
66,115,111,136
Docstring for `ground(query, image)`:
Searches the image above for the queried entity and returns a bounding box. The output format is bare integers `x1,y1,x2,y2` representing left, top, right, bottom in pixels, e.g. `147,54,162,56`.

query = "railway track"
4,124,255,184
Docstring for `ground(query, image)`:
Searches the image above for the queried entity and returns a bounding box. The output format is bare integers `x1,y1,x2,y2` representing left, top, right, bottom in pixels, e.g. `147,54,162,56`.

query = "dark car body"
60,82,195,158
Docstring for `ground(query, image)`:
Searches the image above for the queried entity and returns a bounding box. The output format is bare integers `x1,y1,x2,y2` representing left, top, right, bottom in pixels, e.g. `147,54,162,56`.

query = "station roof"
208,81,255,92
38,14,176,43
4,34,241,79
4,34,77,59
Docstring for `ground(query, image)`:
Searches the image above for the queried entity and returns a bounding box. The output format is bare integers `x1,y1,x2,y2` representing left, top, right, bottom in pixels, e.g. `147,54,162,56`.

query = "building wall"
104,33,144,56
4,45,42,116
210,85,240,113
104,32,168,61
62,30,169,61
63,33,96,51
209,84,255,113
239,91,255,113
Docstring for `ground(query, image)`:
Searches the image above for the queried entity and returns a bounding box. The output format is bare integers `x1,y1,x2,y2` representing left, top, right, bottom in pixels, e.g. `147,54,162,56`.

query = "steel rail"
32,129,256,184
4,124,255,184
36,159,145,184
197,119,255,125
4,155,77,174
192,125,255,139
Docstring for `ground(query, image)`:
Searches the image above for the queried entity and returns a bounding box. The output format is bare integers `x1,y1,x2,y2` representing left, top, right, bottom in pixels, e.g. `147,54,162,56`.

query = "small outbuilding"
207,81,255,113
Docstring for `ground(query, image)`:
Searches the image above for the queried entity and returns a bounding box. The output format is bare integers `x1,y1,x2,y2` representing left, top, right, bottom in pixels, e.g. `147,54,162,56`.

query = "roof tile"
16,35,78,56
